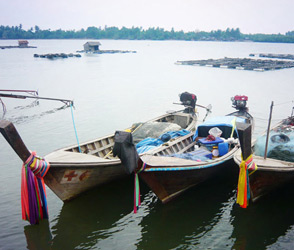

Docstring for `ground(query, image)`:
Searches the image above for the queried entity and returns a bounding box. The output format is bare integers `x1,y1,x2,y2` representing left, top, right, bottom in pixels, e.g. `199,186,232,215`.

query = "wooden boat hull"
139,159,234,203
138,132,239,203
44,161,126,201
44,111,197,201
234,152,294,202
130,111,253,203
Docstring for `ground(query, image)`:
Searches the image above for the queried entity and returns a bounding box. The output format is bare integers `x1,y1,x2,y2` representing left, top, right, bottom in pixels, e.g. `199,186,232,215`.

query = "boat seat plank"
177,141,197,154
87,142,114,155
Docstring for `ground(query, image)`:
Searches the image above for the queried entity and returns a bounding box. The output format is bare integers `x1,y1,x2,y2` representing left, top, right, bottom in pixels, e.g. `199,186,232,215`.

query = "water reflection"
14,100,40,110
22,163,294,250
93,191,156,250
24,177,153,250
4,103,69,124
268,224,294,249
24,220,53,250
138,167,238,249
231,181,294,249
23,169,239,250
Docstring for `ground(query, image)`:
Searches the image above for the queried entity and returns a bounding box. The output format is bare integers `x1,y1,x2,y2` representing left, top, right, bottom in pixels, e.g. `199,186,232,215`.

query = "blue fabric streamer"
37,178,48,219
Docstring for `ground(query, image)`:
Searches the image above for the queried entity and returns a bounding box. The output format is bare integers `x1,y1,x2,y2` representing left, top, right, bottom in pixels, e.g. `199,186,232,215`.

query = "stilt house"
18,40,29,48
83,41,101,52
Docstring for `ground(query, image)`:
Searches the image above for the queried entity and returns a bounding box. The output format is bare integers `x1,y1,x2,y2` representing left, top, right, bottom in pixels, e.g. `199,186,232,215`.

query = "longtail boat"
0,92,208,202
234,104,294,204
114,95,253,204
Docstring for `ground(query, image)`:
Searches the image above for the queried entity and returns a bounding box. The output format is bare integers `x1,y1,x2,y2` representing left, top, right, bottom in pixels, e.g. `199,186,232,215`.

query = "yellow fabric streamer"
236,158,248,207
230,117,237,138
236,154,258,208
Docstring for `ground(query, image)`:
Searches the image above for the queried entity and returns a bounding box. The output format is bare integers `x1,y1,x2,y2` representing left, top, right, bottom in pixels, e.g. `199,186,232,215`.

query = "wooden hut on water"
18,40,29,48
83,41,101,52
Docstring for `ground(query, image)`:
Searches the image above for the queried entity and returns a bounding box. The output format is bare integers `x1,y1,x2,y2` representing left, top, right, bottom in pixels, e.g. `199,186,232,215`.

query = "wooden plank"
177,141,197,154
88,142,114,155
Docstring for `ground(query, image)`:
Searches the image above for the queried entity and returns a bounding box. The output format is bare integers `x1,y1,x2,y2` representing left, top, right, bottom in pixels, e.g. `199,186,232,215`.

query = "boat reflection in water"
231,181,294,249
24,171,238,250
23,163,294,249
138,171,238,249
24,177,146,249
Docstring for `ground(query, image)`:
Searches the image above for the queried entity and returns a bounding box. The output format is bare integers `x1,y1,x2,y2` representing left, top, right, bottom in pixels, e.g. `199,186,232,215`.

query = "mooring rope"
274,100,294,106
70,103,82,153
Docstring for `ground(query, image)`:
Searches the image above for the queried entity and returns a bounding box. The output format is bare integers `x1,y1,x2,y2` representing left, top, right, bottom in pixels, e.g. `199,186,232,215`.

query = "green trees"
1,24,294,43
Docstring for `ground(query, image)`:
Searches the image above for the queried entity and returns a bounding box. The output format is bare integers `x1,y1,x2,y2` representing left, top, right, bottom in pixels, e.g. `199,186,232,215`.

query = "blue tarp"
193,116,246,141
169,148,213,161
136,129,190,154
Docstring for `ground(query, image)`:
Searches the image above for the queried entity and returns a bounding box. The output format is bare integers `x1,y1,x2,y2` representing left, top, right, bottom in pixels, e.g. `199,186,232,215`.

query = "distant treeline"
2,24,294,43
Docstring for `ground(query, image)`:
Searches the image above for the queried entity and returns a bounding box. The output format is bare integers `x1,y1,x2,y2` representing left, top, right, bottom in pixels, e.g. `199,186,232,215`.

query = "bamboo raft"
250,53,294,60
76,50,136,54
34,53,82,59
0,45,37,49
176,57,294,71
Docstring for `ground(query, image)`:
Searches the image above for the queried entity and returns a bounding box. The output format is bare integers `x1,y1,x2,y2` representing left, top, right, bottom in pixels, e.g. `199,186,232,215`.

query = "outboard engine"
179,92,197,113
231,95,248,112
228,95,253,123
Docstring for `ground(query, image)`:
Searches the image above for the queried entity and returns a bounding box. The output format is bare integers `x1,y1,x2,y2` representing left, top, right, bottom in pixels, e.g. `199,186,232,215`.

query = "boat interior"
67,134,116,158
157,113,194,129
67,112,194,158
150,123,239,162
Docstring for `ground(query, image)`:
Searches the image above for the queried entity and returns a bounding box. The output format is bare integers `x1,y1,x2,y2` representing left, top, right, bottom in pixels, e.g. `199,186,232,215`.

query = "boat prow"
234,111,294,204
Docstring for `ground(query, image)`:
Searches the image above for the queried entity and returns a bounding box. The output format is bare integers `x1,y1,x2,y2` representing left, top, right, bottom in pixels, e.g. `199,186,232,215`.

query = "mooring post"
264,101,274,159
236,122,252,160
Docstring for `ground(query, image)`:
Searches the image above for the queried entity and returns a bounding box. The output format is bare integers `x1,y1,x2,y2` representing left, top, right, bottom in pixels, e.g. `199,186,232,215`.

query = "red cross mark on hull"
64,170,78,181
79,170,89,181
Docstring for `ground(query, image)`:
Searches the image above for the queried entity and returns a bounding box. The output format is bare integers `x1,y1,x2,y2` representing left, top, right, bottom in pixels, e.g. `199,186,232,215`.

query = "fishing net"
254,118,294,162
132,121,181,144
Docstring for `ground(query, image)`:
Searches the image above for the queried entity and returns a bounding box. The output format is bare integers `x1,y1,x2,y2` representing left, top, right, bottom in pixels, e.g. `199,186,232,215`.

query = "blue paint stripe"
144,155,233,172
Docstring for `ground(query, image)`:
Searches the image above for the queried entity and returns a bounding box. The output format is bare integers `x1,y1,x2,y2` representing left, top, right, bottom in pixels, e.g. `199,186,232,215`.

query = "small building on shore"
18,40,29,48
83,41,101,52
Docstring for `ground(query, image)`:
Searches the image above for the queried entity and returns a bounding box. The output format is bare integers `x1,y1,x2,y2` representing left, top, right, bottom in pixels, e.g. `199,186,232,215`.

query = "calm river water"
1,39,294,249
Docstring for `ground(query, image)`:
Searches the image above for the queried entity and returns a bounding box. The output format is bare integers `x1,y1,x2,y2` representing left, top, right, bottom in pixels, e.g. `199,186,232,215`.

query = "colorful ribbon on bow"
21,151,50,224
134,162,146,213
236,154,257,208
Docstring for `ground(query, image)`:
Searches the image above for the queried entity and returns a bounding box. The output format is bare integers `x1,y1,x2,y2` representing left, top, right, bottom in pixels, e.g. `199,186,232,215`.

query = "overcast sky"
1,0,294,34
